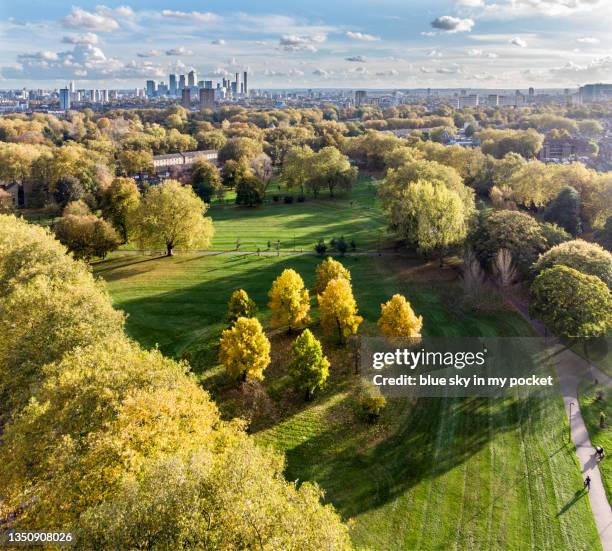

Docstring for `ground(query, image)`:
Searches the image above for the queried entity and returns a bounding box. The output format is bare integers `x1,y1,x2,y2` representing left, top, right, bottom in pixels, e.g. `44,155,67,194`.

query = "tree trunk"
305,388,312,401
167,243,174,256
336,318,344,345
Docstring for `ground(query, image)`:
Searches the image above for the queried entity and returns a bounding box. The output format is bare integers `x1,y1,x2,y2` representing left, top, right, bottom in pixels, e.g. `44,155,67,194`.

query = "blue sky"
1,0,611,89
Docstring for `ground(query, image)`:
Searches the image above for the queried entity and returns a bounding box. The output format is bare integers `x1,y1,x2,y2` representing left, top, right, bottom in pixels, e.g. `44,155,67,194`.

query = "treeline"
0,215,352,549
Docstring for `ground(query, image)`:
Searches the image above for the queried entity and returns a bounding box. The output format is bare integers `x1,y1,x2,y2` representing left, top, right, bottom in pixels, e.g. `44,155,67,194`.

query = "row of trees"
0,215,353,548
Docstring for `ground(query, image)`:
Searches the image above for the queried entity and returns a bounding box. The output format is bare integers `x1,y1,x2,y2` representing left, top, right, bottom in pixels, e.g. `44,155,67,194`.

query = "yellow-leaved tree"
312,256,351,295
268,268,310,332
218,316,271,381
377,294,423,338
318,278,362,343
131,179,214,256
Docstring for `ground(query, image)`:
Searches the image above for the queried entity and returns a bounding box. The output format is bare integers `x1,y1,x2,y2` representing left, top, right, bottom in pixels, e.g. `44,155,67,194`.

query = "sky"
0,0,611,89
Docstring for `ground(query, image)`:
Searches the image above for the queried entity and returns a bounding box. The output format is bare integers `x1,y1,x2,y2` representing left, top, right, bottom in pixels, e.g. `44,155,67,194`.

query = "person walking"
585,475,592,492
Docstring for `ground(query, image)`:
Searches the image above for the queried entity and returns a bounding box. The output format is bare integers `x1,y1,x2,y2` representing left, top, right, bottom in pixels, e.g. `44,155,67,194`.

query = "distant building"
152,150,219,174
179,74,186,90
188,70,196,88
243,71,248,95
146,80,156,98
580,83,612,103
169,74,177,96
456,94,479,108
539,137,593,162
59,88,71,110
355,90,367,107
204,80,213,89
199,88,215,110
181,88,191,106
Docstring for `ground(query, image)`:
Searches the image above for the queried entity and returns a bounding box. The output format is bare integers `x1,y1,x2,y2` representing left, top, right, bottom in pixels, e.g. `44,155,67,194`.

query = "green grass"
208,176,387,252
578,381,612,503
94,251,600,550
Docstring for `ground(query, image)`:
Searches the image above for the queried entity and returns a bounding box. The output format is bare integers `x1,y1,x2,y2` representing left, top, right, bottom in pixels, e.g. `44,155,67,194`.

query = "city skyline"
1,0,612,89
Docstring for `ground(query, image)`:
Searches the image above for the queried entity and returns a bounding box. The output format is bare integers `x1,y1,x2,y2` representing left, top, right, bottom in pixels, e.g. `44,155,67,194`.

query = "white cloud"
350,66,368,74
346,56,366,62
62,6,121,32
211,39,226,45
165,47,194,56
430,16,475,33
467,48,498,58
346,31,380,41
313,68,331,77
549,56,612,82
17,51,59,62
455,0,484,5
279,34,325,52
161,10,219,23
576,37,600,44
427,49,443,58
479,0,607,20
61,32,99,45
510,37,528,47
375,69,399,77
137,50,162,58
288,68,304,76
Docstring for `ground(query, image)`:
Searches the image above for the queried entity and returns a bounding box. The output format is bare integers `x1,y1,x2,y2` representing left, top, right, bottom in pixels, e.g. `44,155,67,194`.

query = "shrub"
283,195,294,204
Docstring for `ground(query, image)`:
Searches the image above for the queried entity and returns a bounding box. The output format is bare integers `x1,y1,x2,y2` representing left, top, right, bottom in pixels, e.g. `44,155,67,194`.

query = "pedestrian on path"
585,475,591,491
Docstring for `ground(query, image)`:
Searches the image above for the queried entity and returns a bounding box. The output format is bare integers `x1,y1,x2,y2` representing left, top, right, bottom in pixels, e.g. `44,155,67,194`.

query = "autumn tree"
218,316,271,381
543,186,582,236
218,137,263,164
313,257,351,295
100,177,140,243
132,179,214,256
533,240,612,288
226,289,257,325
530,265,612,340
268,269,310,332
54,214,120,260
289,329,330,400
282,145,314,195
318,278,362,343
235,175,265,206
53,175,85,207
377,294,423,338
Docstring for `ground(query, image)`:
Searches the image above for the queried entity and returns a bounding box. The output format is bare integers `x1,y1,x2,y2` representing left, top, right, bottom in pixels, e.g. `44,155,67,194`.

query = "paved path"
498,285,612,551
112,249,402,257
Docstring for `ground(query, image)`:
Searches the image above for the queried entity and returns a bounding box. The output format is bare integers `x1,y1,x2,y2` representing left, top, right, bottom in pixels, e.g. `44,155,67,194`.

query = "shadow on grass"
556,489,587,516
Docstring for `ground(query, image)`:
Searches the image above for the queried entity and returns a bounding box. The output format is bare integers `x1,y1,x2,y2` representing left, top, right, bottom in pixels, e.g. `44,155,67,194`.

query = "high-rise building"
169,74,177,96
243,71,248,95
204,80,213,89
355,90,367,107
179,74,186,90
579,83,612,103
146,80,156,98
235,72,240,95
199,88,215,110
181,88,191,107
188,70,196,88
59,88,71,110
69,81,75,93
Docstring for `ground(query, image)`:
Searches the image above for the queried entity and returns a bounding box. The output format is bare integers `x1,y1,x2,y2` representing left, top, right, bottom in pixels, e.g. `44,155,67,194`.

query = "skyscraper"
179,74,186,90
59,88,71,110
188,70,196,88
169,74,177,96
243,71,248,95
146,80,156,98
69,81,75,93
235,72,240,96
355,90,367,107
199,88,215,110
181,88,191,107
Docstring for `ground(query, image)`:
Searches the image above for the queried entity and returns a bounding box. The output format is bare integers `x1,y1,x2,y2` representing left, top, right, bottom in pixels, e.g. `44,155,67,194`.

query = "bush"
297,195,306,203
272,194,280,202
315,239,327,256
283,195,294,204
54,214,120,260
357,382,387,422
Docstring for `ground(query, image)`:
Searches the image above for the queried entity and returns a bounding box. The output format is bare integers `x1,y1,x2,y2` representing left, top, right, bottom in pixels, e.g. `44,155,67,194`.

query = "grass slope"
95,252,600,550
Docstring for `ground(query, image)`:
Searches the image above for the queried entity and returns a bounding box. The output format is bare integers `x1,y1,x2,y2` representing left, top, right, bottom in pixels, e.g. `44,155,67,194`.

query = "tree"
595,216,612,252
250,153,273,190
530,265,612,339
310,147,357,197
100,177,140,243
132,179,214,256
117,149,153,176
533,240,612,288
377,294,423,338
313,257,351,294
543,186,582,236
218,316,271,381
478,128,544,159
540,222,572,249
63,200,91,216
471,210,547,274
289,329,330,400
462,247,486,299
53,175,85,207
235,175,265,207
221,159,251,188
268,269,310,332
318,278,362,343
54,214,120,260
492,248,517,287
191,158,223,203
218,137,263,164
226,289,257,325
282,145,314,195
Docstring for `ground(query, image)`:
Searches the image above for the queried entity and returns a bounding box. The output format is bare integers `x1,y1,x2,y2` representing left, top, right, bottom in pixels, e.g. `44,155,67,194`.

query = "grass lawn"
94,251,600,550
578,381,612,503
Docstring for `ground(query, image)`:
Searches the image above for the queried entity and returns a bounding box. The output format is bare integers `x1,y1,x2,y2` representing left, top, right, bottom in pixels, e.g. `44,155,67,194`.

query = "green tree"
53,175,85,207
595,216,612,252
191,157,223,203
533,240,612,288
543,186,582,236
226,289,257,325
132,179,214,256
289,329,330,400
54,214,120,260
235,175,265,207
100,177,140,243
282,145,314,195
530,265,612,339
